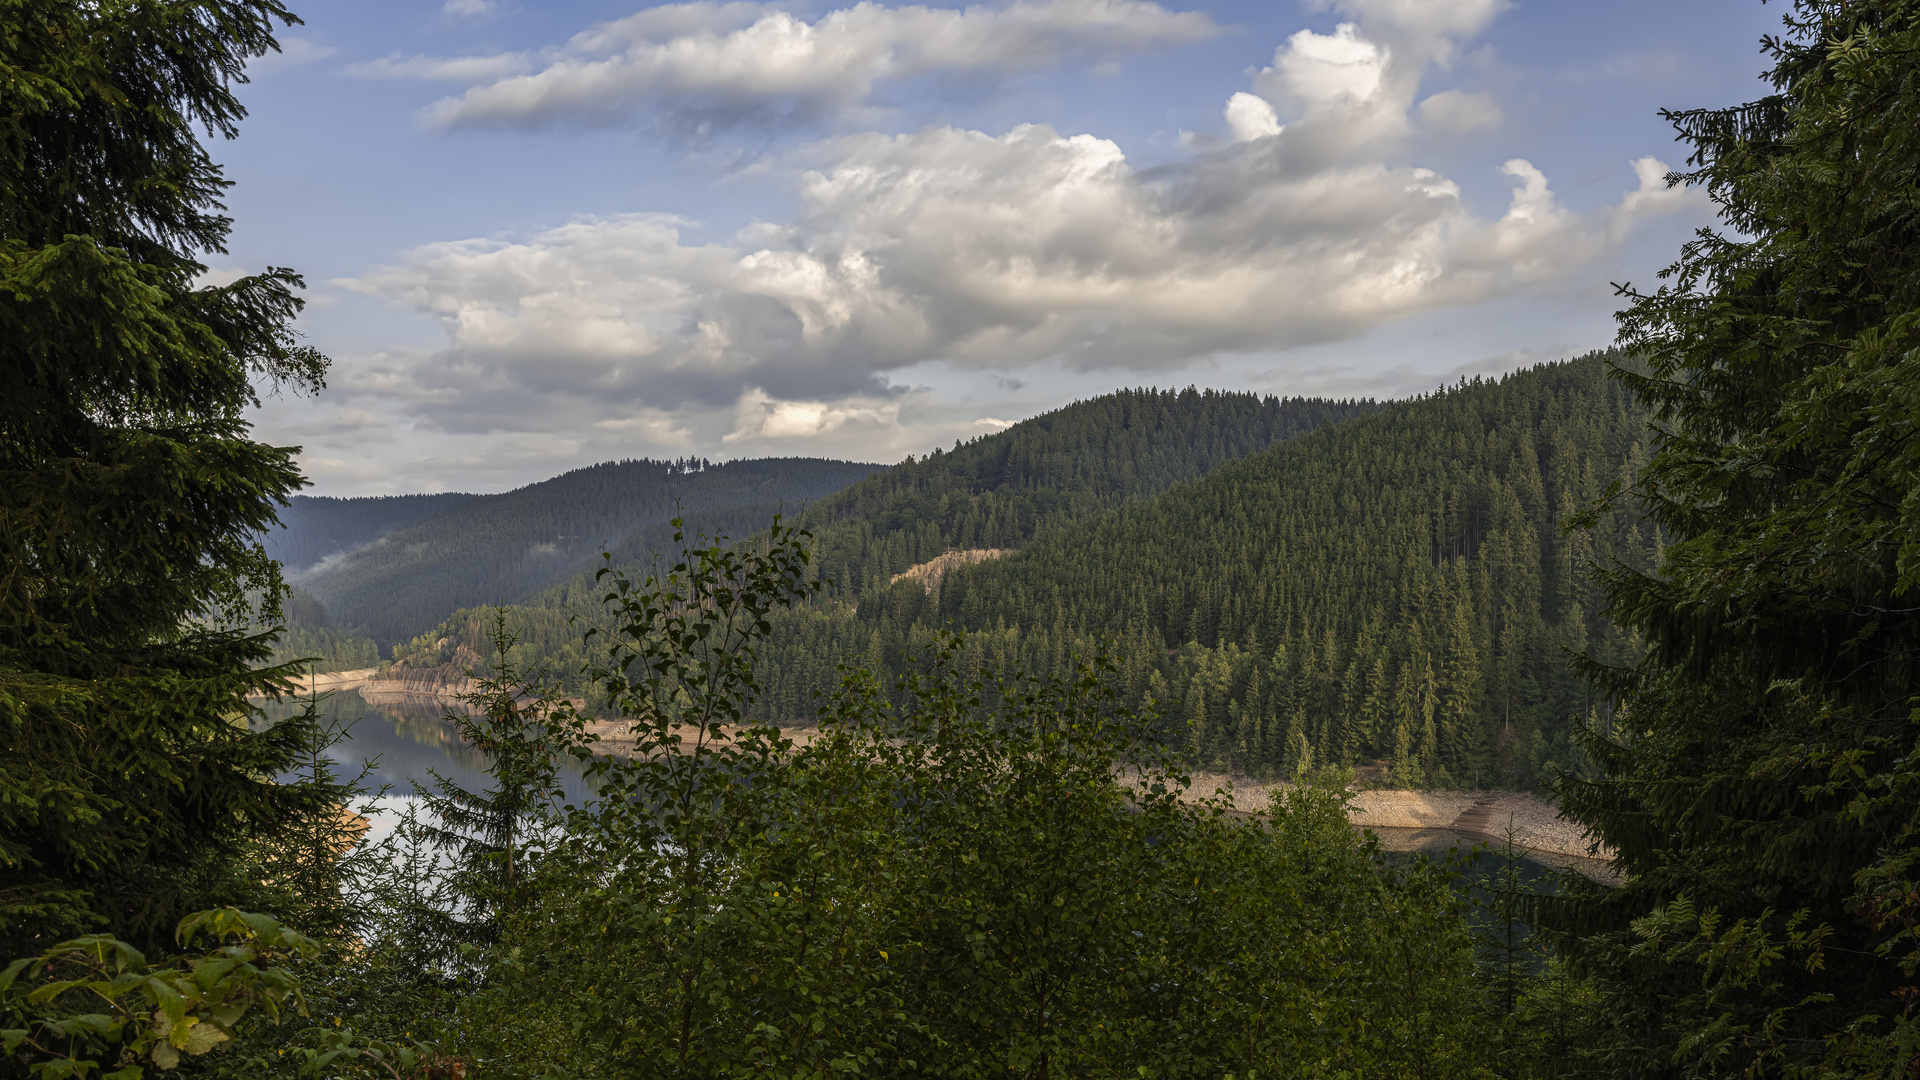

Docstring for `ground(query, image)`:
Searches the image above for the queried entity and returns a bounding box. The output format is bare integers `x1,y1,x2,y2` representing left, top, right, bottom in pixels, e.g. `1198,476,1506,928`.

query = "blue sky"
226,0,1783,494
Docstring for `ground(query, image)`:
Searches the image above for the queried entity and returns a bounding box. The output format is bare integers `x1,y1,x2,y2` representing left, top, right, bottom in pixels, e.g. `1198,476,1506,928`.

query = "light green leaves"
0,908,313,1078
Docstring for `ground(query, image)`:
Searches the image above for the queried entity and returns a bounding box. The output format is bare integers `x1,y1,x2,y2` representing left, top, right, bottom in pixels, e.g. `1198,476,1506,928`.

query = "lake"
254,687,598,844
254,688,1537,872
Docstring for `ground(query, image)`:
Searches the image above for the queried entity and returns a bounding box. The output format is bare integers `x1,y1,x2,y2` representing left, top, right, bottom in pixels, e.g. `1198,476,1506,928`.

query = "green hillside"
377,361,1651,790
388,388,1376,680
928,353,1655,787
795,388,1378,598
685,354,1650,790
298,457,883,647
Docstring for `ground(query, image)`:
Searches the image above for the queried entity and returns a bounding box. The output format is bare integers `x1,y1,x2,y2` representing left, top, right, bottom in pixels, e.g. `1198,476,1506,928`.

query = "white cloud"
302,0,1701,484
1263,23,1384,105
443,0,496,16
390,0,1219,131
335,122,1688,441
1223,92,1281,142
1616,155,1686,219
1241,0,1507,162
250,36,336,74
1308,0,1509,67
724,388,902,442
1418,88,1500,133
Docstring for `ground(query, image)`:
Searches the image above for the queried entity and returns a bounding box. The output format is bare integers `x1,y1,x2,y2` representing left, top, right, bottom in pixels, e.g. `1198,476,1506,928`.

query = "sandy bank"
1182,771,1618,882
248,668,379,699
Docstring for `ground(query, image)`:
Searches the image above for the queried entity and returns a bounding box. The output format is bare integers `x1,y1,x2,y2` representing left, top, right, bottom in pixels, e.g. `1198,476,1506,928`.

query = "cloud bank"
356,0,1218,132
317,0,1693,475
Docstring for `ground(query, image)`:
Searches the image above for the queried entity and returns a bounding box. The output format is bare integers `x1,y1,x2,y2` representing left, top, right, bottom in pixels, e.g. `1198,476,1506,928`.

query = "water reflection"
255,688,596,806
1367,825,1613,887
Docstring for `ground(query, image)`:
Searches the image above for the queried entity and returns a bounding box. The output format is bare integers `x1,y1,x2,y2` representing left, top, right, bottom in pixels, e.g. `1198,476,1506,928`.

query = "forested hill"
383,388,1372,678
297,457,883,647
914,352,1655,787
690,353,1649,790
363,363,1652,790
794,389,1379,598
531,389,1373,602
264,493,474,574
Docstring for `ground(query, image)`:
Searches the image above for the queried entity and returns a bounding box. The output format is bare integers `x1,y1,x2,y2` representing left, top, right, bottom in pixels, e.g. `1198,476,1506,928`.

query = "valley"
277,352,1648,794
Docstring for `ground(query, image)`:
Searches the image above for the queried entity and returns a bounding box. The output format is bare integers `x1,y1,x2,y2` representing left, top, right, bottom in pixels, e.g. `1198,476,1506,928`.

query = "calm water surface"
254,690,1575,880
255,688,598,841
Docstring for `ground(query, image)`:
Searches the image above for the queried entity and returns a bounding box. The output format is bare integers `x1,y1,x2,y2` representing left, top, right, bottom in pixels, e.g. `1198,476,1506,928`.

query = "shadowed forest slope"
920,352,1656,787
263,493,474,574
295,457,883,646
728,353,1654,789
321,360,1653,790
377,388,1373,678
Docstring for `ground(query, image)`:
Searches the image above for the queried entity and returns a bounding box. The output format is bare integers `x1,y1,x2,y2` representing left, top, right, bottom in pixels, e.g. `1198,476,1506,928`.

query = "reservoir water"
255,687,1540,872
254,687,598,844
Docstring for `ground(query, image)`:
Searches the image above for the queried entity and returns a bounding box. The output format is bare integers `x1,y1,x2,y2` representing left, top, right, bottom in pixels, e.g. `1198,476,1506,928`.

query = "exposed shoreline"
251,684,1619,883
1184,770,1619,883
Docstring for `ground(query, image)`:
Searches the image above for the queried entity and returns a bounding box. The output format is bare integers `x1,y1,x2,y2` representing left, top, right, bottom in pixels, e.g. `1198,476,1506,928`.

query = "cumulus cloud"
337,125,1687,437
379,0,1218,131
1261,23,1384,105
1238,0,1507,162
317,0,1693,470
724,388,903,443
1224,92,1281,142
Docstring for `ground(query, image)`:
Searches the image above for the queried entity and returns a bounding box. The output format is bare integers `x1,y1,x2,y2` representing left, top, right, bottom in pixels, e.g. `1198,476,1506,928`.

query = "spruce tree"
0,0,327,953
1553,1,1920,1071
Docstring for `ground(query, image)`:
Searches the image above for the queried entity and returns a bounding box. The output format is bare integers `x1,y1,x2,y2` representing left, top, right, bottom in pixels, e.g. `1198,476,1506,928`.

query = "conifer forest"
6,1,1920,1078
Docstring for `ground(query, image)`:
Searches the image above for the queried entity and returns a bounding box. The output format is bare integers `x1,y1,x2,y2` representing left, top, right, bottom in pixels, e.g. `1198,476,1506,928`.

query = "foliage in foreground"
1,908,312,1078
1547,1,1920,1075
0,0,332,955
268,522,1496,1079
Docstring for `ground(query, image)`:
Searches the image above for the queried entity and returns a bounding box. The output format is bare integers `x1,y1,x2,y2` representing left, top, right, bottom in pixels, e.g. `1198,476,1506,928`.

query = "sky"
222,0,1787,495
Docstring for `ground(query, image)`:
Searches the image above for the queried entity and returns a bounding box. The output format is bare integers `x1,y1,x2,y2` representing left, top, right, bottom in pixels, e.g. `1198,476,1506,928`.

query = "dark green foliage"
0,0,331,955
297,457,883,648
1546,1,1920,1073
263,493,473,575
925,354,1656,786
265,627,380,673
240,697,387,948
797,387,1376,597
439,524,1487,1079
412,614,582,956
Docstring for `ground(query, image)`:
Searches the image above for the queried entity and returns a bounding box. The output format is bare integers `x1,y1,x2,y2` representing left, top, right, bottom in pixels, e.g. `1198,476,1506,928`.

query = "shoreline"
252,687,1619,882
1184,770,1618,884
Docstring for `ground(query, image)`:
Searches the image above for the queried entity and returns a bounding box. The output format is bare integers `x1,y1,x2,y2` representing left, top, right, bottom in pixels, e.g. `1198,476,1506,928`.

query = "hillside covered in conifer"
930,353,1654,787
377,388,1374,676
294,457,884,646
263,492,475,574
698,354,1655,789
377,359,1652,790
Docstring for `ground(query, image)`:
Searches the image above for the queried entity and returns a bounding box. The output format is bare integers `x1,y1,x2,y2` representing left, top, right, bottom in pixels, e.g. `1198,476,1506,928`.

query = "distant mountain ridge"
264,492,475,575
365,386,1377,690
290,457,885,647
795,388,1381,598
277,360,1658,792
